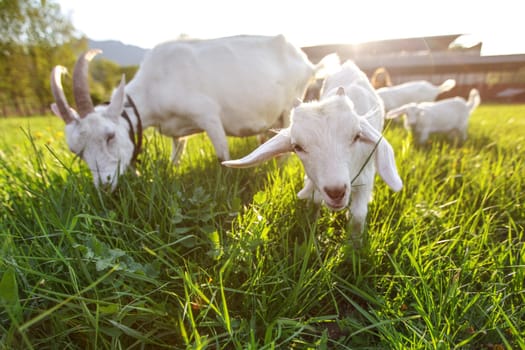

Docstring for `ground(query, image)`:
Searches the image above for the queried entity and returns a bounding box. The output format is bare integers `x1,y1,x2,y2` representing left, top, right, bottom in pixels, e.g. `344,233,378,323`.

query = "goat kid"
386,88,481,144
377,78,456,113
223,61,402,235
50,35,337,189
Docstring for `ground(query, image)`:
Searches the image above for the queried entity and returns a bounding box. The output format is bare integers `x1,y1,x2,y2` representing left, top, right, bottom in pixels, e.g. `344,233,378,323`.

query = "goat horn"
73,49,101,118
50,65,76,124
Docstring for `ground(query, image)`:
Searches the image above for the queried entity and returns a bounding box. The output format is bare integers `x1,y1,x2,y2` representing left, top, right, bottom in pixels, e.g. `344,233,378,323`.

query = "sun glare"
58,0,525,55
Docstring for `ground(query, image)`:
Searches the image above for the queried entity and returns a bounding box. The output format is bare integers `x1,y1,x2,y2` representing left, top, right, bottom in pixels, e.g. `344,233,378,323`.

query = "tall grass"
0,105,524,349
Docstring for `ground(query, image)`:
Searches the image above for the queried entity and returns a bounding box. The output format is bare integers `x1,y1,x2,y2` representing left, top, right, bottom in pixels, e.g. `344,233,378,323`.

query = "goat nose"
324,185,347,201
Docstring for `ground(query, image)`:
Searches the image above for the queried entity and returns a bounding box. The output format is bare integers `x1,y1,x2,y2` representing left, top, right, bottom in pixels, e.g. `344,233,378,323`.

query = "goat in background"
386,88,481,144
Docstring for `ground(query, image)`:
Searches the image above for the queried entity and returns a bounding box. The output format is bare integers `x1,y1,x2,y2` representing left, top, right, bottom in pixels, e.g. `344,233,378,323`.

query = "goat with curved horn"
49,35,338,190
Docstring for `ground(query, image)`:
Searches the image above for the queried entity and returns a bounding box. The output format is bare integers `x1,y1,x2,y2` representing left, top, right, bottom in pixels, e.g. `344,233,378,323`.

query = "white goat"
50,35,337,189
223,61,402,234
386,89,481,144
377,78,457,112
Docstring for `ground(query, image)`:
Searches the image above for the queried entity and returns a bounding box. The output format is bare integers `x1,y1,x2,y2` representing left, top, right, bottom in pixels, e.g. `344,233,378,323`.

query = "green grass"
0,104,524,349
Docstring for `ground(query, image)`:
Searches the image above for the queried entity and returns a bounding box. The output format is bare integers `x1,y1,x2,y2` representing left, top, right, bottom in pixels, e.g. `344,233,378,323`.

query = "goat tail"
466,88,481,114
437,78,456,93
313,53,340,79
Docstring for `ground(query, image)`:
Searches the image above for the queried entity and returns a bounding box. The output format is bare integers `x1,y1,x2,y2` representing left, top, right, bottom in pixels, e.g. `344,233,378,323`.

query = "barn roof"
301,34,525,75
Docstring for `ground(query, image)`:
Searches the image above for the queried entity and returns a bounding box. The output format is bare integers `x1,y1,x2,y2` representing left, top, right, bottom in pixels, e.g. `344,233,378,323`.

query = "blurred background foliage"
0,0,137,117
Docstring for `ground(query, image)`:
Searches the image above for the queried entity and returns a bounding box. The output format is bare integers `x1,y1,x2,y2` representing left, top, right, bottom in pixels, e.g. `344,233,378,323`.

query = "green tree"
0,0,81,116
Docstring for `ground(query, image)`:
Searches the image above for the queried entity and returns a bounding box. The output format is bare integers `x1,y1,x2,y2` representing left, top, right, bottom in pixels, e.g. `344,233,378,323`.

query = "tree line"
0,0,137,117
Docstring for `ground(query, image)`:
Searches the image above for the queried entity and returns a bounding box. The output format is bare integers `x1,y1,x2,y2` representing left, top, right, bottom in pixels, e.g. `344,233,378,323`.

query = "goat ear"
106,75,126,121
359,119,403,192
385,107,404,119
386,103,415,119
51,103,65,120
222,130,293,168
51,103,79,124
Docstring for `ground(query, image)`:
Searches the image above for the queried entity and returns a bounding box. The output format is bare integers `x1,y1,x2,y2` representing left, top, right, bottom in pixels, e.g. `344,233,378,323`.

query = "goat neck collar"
121,94,143,165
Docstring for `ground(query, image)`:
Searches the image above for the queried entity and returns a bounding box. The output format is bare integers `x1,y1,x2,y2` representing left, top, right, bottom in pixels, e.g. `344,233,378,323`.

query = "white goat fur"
377,79,456,112
50,35,336,189
223,61,403,234
386,89,481,144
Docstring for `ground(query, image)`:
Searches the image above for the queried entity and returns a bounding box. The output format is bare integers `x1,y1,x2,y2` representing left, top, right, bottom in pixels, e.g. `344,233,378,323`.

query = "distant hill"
88,39,148,66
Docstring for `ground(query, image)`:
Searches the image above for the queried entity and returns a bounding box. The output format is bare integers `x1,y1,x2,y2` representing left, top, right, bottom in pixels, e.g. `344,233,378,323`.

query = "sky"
56,0,525,56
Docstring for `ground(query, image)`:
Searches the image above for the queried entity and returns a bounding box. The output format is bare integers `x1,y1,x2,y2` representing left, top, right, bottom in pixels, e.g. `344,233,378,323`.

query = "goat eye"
106,132,116,144
352,133,361,144
292,143,305,153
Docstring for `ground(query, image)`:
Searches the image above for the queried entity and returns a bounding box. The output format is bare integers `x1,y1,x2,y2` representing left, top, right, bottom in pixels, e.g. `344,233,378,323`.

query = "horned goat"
377,78,457,112
50,35,337,189
223,61,403,235
386,88,481,144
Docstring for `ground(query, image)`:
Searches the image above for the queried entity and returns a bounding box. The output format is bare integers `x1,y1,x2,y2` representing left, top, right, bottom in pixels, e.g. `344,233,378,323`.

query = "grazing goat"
386,89,481,144
50,35,336,189
223,61,402,235
377,78,457,112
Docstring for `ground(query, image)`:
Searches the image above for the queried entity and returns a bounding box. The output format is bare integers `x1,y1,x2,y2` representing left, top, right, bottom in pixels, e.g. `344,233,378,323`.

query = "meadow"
0,104,524,349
